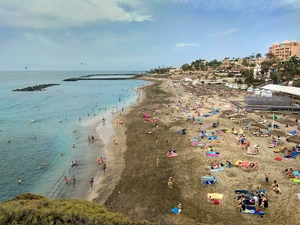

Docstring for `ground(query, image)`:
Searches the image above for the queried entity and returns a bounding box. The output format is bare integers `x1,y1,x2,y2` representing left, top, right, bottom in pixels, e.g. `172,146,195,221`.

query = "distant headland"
12,84,60,92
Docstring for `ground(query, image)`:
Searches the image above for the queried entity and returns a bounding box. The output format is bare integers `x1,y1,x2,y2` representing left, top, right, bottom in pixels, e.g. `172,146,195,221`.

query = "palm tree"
256,53,262,59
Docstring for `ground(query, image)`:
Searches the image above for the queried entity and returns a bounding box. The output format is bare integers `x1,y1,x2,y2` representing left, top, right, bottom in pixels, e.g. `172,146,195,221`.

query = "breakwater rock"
63,74,143,81
13,84,60,92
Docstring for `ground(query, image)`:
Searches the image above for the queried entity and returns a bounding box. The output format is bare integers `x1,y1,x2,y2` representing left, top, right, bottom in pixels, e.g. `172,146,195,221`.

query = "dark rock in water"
13,84,60,92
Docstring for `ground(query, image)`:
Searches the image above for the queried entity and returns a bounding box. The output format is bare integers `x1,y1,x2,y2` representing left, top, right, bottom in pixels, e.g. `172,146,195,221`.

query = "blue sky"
0,0,299,70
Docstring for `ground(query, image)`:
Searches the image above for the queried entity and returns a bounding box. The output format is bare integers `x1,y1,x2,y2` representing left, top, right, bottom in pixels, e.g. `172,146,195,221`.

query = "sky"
0,0,300,71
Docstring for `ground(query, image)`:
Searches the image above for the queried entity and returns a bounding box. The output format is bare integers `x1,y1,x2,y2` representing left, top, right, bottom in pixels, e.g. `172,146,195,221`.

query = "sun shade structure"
262,84,300,97
244,95,290,106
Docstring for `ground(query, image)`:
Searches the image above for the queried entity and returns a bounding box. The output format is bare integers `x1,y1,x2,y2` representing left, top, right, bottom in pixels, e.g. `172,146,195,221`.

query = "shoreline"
89,85,147,202
90,85,147,203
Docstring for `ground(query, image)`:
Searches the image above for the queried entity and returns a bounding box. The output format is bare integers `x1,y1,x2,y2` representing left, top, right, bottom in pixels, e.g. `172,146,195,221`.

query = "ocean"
0,71,146,202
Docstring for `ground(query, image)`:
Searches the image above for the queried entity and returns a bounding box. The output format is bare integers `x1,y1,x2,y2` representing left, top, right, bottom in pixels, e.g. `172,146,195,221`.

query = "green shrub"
0,193,154,225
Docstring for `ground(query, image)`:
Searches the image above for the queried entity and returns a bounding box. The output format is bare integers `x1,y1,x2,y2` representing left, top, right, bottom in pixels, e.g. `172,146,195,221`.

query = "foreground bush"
0,193,153,225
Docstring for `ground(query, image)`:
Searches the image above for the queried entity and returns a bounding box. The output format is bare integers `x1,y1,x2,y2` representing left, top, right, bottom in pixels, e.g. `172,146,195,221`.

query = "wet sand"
93,80,300,225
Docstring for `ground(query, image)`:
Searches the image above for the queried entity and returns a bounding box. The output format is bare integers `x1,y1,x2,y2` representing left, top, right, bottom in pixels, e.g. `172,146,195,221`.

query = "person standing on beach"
102,163,107,173
89,178,94,188
168,176,173,189
72,175,76,184
264,172,270,184
165,137,169,145
156,158,159,168
156,140,159,148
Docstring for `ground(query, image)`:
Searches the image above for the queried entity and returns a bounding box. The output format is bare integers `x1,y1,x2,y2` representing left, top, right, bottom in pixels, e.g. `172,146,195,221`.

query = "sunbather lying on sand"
236,195,245,206
207,196,215,203
285,168,295,178
212,160,219,169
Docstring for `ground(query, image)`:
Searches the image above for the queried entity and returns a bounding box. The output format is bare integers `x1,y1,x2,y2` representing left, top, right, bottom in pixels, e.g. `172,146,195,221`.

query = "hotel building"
269,40,300,60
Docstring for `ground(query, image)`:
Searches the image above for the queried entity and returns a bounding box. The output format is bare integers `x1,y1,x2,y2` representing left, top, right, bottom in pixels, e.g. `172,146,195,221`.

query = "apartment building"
269,40,300,60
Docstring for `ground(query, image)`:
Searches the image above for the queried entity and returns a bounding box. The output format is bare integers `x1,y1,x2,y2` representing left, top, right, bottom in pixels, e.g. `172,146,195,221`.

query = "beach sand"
93,80,300,225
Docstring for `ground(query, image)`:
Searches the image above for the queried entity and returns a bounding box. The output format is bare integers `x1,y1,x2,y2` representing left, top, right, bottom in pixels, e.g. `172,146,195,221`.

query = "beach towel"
234,190,249,194
171,207,179,214
287,130,297,136
298,194,300,199
206,153,220,158
293,179,300,183
293,171,300,176
284,151,298,158
202,175,216,181
190,137,198,141
143,113,150,118
212,111,218,115
240,206,257,214
200,133,208,138
191,141,199,145
211,140,222,145
215,108,221,111
208,136,217,140
196,117,203,123
209,166,224,172
207,193,223,200
167,153,178,158
201,179,217,185
204,114,210,117
274,156,282,161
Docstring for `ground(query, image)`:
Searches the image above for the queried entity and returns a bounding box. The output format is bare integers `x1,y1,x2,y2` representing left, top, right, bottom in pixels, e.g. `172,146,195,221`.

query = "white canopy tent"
262,84,300,97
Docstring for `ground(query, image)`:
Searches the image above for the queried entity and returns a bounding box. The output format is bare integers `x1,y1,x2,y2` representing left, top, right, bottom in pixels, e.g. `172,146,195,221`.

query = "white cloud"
24,32,62,48
171,0,300,12
175,43,200,48
0,0,152,29
208,29,237,37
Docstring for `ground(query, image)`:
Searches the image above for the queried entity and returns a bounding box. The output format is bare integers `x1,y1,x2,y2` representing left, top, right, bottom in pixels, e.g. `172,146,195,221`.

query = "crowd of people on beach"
147,80,300,216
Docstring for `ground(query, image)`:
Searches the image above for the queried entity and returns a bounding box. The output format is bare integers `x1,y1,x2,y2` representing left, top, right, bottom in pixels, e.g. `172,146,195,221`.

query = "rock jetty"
13,84,60,92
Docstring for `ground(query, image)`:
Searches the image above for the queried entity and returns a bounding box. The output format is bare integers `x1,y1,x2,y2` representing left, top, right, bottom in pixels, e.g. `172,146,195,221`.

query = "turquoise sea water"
0,71,145,202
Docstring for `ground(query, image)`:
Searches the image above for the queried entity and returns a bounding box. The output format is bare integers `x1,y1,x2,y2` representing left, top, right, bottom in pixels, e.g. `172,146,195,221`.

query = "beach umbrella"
286,136,300,144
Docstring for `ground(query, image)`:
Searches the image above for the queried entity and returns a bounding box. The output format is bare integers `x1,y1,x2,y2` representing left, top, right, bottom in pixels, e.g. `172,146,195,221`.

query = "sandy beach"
92,79,300,225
